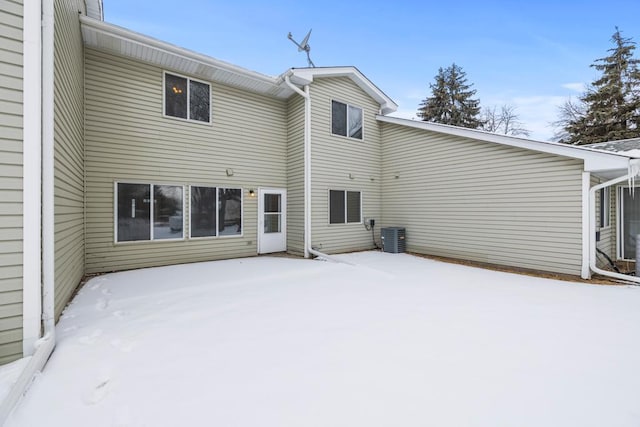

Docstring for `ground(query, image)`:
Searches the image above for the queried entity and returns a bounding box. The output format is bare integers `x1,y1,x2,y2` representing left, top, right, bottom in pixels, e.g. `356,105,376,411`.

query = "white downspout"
0,0,57,422
284,75,346,264
284,75,312,259
41,0,57,344
581,172,591,279
22,0,43,356
588,162,640,283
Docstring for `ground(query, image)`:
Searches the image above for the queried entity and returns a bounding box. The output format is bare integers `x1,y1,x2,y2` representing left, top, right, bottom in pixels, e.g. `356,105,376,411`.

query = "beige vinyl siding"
0,1,23,364
308,77,382,253
84,49,287,273
381,123,585,276
53,0,85,319
0,0,23,363
286,94,305,255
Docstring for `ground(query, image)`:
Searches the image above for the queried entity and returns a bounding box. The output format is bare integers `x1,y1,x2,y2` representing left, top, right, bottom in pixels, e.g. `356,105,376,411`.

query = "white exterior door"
258,188,287,254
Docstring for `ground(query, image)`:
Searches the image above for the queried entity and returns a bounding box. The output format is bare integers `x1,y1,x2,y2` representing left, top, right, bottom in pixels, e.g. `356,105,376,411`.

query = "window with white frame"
331,100,363,139
164,72,211,123
329,190,361,224
116,183,184,242
190,186,242,238
599,187,610,228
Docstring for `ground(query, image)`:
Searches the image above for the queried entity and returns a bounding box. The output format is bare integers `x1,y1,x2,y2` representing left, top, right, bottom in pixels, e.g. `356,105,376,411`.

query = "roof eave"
286,67,398,114
80,16,294,99
377,115,635,173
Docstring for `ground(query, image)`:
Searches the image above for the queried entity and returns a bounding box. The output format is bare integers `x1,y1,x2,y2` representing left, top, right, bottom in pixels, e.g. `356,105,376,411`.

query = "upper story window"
164,72,211,123
331,100,363,139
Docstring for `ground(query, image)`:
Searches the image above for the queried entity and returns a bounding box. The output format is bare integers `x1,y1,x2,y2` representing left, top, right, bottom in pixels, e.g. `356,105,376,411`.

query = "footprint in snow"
101,288,113,296
110,338,134,353
96,298,109,310
112,310,129,319
84,377,111,405
78,329,102,345
63,325,78,333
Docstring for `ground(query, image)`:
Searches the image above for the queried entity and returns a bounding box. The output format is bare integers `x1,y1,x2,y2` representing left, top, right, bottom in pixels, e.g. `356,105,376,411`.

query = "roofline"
283,67,398,114
376,115,636,172
80,16,284,90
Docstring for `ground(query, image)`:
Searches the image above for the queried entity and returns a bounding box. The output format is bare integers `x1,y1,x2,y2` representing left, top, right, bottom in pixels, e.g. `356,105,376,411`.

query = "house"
1,0,639,418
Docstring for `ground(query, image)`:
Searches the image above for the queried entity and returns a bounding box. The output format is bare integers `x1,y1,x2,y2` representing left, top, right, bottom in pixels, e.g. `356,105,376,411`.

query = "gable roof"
285,67,397,114
79,17,396,113
377,115,636,174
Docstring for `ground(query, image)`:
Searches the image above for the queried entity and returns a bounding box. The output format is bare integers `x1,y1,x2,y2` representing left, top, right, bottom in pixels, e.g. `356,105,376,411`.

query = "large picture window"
164,72,211,123
190,186,242,238
116,183,184,242
331,100,363,139
329,190,361,224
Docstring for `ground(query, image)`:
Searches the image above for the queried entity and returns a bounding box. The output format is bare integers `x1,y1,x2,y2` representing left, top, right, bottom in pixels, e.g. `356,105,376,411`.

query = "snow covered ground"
6,252,640,426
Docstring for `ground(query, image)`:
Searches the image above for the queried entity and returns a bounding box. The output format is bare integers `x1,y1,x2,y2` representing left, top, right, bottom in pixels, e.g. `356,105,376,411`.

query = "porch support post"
581,172,591,279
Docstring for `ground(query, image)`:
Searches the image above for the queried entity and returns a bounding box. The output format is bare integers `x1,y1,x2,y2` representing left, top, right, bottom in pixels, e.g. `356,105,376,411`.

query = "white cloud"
562,82,586,93
388,109,418,121
510,95,567,141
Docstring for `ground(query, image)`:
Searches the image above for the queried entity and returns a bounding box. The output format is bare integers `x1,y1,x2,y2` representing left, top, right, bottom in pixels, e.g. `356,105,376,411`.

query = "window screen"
190,186,217,238
329,190,346,224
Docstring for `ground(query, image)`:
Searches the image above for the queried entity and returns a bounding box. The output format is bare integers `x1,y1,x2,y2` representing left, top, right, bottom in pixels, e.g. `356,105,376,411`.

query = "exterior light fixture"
249,189,256,197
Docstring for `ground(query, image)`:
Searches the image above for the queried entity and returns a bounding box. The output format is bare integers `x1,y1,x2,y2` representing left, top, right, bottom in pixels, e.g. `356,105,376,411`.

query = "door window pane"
153,185,183,239
117,183,151,242
190,186,217,238
219,188,242,236
264,213,281,233
264,194,281,213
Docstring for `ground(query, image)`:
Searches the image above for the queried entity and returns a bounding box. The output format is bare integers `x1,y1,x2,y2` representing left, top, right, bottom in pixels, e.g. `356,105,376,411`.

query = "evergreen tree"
560,28,640,144
417,63,483,129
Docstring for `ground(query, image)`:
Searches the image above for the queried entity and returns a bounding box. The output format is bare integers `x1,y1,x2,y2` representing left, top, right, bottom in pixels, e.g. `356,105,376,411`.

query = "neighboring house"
1,0,640,417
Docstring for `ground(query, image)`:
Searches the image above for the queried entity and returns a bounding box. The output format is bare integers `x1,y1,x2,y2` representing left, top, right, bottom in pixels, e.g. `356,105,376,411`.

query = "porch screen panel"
622,190,640,259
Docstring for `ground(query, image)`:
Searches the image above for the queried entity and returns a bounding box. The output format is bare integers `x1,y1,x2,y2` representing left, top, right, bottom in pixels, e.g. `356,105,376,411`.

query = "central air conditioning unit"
381,227,406,253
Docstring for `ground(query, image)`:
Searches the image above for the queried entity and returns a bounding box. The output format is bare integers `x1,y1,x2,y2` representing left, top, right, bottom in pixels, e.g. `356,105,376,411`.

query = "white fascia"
22,0,43,357
376,115,634,172
288,67,398,114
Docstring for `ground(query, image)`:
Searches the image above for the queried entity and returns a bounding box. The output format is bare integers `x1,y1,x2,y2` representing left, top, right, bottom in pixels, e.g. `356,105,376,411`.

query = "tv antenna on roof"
287,29,315,67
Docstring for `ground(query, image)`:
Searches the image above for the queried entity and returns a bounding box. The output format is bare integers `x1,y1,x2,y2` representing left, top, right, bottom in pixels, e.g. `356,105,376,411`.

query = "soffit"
80,17,294,99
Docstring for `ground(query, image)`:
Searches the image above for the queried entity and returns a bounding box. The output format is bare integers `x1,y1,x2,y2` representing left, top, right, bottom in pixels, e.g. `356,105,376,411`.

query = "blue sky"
104,0,640,140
